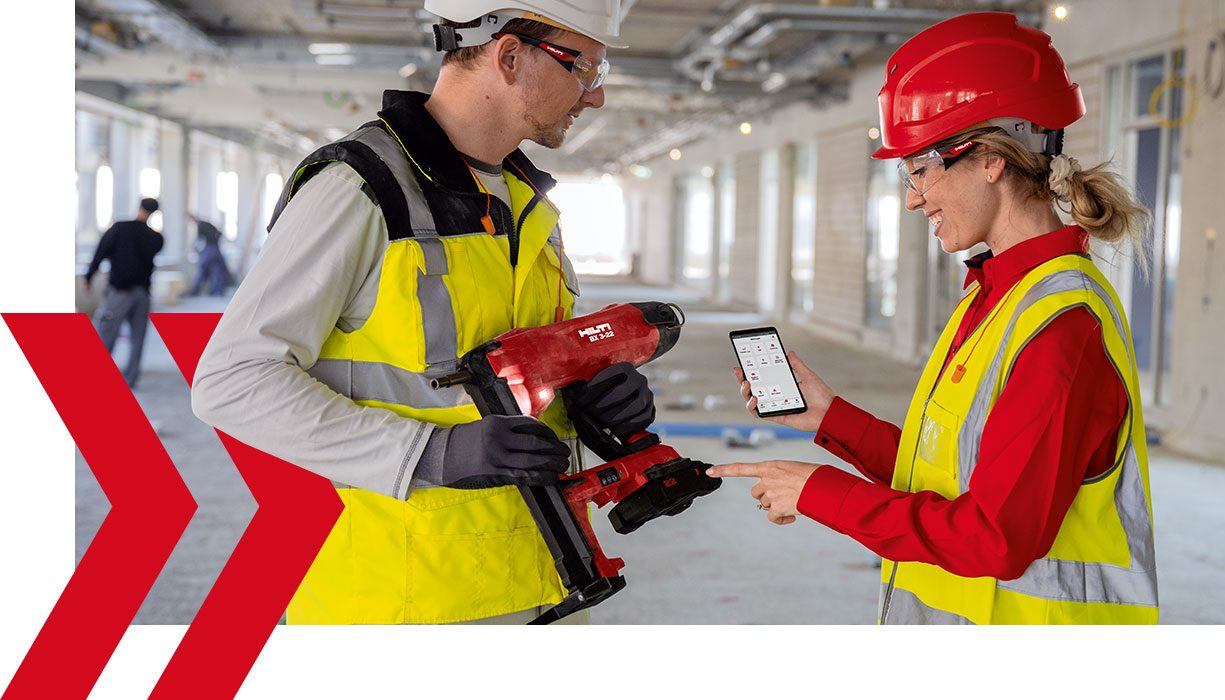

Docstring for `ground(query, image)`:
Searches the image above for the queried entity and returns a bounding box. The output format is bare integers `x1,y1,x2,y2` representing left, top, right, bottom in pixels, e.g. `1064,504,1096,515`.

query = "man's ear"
491,34,521,85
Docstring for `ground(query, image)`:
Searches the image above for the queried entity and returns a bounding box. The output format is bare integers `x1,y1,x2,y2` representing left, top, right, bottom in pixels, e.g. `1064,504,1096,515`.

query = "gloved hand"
434,415,571,489
564,362,656,441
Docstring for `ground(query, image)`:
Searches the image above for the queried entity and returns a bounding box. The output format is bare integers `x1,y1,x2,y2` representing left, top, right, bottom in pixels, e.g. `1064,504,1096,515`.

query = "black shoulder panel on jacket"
268,135,413,241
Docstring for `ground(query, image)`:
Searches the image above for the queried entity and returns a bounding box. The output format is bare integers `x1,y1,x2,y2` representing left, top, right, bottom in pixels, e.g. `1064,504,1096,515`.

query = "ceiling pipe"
679,3,1030,86
75,20,124,61
87,0,219,54
738,17,952,50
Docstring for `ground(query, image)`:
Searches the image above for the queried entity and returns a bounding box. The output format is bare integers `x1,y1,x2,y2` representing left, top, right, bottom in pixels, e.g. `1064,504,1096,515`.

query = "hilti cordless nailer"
431,302,720,624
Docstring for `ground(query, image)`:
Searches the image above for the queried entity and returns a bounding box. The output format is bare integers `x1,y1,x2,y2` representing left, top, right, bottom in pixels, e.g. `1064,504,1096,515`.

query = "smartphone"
729,327,808,418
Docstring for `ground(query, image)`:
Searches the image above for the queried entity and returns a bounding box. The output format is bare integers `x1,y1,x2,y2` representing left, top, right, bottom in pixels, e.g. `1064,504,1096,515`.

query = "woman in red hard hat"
711,12,1158,624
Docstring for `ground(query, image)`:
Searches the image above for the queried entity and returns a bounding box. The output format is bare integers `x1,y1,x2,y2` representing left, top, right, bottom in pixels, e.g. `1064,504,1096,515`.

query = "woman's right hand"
734,351,835,434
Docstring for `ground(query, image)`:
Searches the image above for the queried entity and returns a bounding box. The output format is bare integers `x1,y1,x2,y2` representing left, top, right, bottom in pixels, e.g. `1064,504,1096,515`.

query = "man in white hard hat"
192,1,655,624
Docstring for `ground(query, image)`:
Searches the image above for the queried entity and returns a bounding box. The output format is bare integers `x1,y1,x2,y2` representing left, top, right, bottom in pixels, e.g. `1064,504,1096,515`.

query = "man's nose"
581,85,605,109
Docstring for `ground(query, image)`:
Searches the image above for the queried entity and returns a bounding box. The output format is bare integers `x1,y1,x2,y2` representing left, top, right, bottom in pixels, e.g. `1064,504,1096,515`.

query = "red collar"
963,225,1089,292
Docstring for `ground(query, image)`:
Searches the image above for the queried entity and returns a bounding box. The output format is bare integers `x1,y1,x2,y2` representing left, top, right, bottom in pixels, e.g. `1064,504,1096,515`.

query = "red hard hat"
872,12,1085,160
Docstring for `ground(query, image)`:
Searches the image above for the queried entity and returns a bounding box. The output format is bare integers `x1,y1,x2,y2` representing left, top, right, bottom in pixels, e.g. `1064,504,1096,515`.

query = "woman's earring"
987,176,993,182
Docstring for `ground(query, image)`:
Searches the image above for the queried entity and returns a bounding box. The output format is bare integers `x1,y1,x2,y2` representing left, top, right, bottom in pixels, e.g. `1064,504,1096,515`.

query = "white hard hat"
426,0,627,49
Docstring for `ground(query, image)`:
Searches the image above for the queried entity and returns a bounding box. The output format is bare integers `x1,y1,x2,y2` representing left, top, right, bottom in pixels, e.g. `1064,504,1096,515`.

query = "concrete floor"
75,280,1225,624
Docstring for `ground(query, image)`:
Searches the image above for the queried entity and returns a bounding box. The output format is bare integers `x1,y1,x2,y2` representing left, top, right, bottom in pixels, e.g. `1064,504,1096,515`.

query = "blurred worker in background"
711,12,1159,625
83,196,164,388
186,214,232,297
192,0,656,625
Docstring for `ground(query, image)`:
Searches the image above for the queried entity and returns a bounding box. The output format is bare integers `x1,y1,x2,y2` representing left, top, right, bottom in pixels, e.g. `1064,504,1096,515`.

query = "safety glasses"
897,140,978,194
494,32,609,92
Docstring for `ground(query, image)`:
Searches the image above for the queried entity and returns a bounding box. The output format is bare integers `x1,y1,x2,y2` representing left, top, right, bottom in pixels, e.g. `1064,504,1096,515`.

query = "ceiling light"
762,72,788,93
700,166,715,178
316,54,356,66
309,43,351,55
398,62,418,78
629,164,653,179
739,121,753,136
1052,5,1069,20
868,127,881,140
669,148,683,162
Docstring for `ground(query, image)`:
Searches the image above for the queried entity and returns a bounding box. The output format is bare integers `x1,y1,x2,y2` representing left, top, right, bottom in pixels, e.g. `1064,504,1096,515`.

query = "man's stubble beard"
526,112,569,149
521,77,573,150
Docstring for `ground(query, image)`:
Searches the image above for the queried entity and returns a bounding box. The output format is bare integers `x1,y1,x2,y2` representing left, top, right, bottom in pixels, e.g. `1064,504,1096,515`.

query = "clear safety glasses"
897,140,978,195
495,33,610,92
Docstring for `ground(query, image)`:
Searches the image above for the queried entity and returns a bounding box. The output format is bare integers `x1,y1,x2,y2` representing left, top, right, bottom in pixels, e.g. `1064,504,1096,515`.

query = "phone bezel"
729,326,808,418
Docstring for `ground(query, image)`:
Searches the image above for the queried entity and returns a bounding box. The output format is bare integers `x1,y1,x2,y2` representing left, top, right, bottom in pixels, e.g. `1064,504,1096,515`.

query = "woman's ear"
984,153,1006,183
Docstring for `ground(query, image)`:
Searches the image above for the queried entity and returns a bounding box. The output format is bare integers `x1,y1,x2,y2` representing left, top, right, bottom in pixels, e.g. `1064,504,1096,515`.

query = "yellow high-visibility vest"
273,98,580,624
879,252,1159,624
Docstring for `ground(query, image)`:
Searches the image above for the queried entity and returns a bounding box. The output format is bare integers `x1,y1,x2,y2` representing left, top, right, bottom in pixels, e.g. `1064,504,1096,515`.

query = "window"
139,168,161,198
790,141,817,315
1103,49,1186,404
865,141,901,327
95,165,113,231
216,171,239,240
262,173,284,230
758,149,780,310
715,164,735,300
551,178,630,275
679,172,714,285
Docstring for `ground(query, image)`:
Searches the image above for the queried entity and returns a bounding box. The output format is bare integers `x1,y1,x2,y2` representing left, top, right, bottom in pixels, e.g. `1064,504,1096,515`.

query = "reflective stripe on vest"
307,358,467,409
880,255,1158,624
416,237,459,364
881,586,974,624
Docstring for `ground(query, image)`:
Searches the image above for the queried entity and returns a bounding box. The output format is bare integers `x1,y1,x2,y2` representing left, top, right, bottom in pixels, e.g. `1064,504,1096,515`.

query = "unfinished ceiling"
75,0,1046,174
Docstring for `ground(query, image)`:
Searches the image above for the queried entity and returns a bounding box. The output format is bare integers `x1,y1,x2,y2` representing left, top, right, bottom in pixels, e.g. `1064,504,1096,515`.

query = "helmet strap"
432,12,526,52
985,117,1064,156
1042,129,1065,157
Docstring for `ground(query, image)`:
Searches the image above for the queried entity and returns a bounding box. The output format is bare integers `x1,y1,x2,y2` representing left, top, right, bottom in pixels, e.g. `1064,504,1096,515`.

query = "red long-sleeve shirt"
797,226,1128,580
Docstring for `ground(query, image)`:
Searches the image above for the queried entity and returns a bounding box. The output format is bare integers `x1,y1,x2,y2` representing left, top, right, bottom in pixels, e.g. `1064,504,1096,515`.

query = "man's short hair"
440,18,566,69
140,197,160,214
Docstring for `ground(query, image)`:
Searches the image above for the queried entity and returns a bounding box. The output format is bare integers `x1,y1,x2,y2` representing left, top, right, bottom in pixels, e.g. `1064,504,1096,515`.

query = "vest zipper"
512,193,542,268
880,370,943,623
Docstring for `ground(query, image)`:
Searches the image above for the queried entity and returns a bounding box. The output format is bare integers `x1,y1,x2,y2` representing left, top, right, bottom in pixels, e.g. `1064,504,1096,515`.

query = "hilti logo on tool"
578,322,615,342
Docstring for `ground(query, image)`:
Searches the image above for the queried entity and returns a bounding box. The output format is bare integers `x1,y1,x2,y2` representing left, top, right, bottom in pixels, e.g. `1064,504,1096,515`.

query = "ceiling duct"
291,0,433,36
85,0,219,55
679,3,969,89
76,18,125,63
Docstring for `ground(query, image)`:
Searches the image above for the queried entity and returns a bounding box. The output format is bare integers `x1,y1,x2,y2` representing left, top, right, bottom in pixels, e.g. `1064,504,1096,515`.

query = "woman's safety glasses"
897,140,978,195
495,33,610,93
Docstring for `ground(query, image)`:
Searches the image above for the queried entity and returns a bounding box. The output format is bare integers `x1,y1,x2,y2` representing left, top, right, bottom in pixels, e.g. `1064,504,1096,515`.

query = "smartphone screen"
729,327,808,417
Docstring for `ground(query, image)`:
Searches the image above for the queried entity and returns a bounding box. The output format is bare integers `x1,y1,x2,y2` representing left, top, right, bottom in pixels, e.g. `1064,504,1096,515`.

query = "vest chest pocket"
912,398,961,492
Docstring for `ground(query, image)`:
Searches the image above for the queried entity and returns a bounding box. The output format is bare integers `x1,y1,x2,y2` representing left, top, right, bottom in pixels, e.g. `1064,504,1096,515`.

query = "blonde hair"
941,126,1150,269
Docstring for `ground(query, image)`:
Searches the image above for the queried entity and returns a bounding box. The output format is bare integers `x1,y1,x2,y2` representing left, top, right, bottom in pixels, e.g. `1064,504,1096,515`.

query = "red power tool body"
432,302,720,624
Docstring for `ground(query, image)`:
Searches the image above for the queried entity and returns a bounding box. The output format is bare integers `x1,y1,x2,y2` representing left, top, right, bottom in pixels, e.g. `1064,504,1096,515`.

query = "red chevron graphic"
149,313,343,699
1,313,197,700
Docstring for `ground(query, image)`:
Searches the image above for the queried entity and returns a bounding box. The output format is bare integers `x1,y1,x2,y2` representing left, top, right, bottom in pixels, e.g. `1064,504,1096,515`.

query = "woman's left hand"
706,460,821,525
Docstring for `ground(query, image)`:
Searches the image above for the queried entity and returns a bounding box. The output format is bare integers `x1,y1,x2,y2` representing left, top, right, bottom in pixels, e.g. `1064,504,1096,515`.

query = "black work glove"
435,415,571,489
565,362,656,442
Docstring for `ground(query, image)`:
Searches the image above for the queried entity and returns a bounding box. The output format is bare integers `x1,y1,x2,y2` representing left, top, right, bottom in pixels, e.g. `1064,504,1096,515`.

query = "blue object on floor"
653,422,812,440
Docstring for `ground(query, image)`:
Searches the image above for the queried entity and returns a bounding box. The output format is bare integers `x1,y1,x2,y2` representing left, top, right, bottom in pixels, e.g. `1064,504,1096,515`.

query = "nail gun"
431,302,720,624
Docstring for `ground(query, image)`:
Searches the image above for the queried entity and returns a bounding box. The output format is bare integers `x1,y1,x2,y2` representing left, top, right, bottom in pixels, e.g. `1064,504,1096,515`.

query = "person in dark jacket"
83,197,164,388
186,214,232,296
